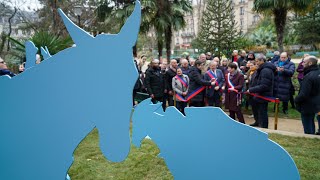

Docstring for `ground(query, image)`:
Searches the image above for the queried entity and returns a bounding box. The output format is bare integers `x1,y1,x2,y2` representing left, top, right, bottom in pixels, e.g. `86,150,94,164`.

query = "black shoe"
316,131,320,135
250,122,259,127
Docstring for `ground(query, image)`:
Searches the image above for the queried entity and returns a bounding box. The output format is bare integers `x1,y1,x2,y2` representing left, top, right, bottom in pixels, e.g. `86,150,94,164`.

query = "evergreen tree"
294,1,320,50
198,0,239,58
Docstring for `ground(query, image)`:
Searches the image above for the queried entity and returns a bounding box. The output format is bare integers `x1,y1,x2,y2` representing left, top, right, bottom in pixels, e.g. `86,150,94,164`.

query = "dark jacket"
0,69,15,77
295,65,320,114
180,66,190,76
237,56,246,67
145,67,165,98
188,66,212,102
165,68,177,92
249,62,276,103
204,69,225,97
133,59,141,91
225,71,244,111
271,55,280,64
273,60,295,102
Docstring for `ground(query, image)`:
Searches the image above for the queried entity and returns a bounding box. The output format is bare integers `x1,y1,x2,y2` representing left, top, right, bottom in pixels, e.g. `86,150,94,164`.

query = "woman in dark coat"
188,60,214,107
225,63,245,123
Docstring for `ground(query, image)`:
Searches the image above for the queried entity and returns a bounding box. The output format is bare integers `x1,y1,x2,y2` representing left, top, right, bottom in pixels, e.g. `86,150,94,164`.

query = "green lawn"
69,129,320,180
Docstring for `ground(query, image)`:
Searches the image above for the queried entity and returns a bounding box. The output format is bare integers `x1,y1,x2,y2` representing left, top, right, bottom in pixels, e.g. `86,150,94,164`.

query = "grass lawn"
69,129,320,180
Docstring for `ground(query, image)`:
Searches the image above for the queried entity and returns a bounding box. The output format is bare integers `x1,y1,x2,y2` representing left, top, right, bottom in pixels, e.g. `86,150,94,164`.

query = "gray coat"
172,74,190,101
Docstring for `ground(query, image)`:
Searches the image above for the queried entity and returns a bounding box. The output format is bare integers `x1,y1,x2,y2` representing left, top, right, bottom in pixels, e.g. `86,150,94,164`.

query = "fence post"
274,98,279,130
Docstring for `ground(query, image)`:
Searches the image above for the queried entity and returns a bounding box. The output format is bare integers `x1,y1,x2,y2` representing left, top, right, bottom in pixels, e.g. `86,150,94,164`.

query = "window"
253,15,260,23
240,7,244,15
240,18,244,27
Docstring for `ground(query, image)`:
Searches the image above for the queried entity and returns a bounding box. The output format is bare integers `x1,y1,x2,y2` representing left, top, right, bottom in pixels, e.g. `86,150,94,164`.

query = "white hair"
181,59,188,64
209,60,218,66
274,51,280,55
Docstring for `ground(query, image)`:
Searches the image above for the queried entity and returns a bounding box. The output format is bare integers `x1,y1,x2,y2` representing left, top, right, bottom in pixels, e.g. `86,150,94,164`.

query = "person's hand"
182,92,187,96
245,80,249,83
214,86,220,91
210,78,216,82
244,75,247,79
150,94,155,99
222,86,225,91
240,66,245,70
164,89,167,93
247,90,250,93
168,91,173,96
211,82,216,86
279,67,284,71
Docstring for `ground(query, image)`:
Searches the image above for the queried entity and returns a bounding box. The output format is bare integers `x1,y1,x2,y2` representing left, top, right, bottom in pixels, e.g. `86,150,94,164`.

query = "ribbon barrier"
175,86,206,102
244,92,280,130
244,92,280,103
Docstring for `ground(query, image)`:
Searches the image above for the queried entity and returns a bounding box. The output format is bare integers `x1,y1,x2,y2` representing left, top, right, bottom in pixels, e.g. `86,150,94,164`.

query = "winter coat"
237,56,247,67
165,68,177,92
273,60,295,102
249,62,276,103
172,74,189,102
295,65,320,114
204,69,225,97
145,67,165,98
0,69,15,77
180,66,190,76
271,55,280,64
134,59,142,91
188,66,212,102
225,71,244,111
296,60,304,80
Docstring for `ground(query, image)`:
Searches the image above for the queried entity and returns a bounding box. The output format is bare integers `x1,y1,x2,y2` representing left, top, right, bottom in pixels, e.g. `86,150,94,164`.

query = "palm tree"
253,0,313,52
97,0,192,60
164,0,192,61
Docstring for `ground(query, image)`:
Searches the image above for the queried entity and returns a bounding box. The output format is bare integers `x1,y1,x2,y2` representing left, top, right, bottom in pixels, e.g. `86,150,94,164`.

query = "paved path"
243,115,320,139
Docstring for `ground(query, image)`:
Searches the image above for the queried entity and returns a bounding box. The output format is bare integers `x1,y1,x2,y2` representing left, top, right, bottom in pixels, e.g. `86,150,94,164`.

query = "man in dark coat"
225,63,245,124
0,58,15,77
188,60,216,107
273,52,295,114
248,54,276,128
165,59,178,106
295,56,320,134
271,51,280,64
180,59,190,76
204,61,225,107
145,59,165,110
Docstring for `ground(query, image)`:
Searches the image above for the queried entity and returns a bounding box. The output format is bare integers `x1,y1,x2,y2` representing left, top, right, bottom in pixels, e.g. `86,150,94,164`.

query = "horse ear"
118,1,141,47
58,8,93,46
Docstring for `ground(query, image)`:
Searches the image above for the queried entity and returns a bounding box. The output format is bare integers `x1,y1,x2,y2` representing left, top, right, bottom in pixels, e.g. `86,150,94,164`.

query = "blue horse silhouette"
132,99,300,180
0,2,140,179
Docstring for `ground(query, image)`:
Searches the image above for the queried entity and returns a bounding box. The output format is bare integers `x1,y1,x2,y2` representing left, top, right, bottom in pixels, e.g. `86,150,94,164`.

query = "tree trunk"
0,32,6,55
273,8,287,52
157,39,163,60
165,26,172,62
7,7,17,52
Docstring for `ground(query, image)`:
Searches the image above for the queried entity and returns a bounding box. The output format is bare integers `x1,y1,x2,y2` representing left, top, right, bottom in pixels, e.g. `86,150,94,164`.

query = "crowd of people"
1,49,319,135
133,50,320,135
